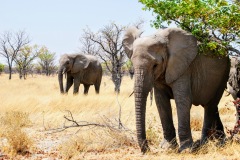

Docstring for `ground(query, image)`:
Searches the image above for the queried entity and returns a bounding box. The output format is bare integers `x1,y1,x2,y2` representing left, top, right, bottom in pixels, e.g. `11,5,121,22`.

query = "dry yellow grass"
0,73,240,159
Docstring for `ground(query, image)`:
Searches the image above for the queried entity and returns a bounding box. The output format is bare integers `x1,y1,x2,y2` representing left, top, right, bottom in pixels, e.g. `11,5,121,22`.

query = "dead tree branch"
44,110,131,134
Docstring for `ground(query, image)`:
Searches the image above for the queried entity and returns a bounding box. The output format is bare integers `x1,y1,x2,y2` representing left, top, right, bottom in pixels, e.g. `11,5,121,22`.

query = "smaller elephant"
58,53,102,94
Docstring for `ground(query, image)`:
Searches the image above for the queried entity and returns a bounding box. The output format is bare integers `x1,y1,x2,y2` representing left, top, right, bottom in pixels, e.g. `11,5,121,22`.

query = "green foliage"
125,60,133,69
38,46,56,76
15,45,41,79
139,0,240,56
38,46,55,61
0,63,4,73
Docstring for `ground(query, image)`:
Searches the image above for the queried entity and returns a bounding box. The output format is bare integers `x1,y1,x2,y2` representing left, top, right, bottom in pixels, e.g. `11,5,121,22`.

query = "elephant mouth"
62,68,67,74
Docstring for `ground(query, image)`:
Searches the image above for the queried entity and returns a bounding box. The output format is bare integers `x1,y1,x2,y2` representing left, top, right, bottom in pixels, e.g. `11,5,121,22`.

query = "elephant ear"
71,54,90,73
122,26,142,59
165,28,198,84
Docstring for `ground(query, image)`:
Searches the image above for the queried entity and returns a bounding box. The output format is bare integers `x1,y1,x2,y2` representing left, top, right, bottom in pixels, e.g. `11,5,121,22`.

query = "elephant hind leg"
66,76,74,93
83,84,90,95
202,105,225,146
94,78,101,94
94,84,100,94
202,87,226,144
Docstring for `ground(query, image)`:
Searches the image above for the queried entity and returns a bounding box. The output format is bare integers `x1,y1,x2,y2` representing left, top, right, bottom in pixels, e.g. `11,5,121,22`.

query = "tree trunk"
8,66,12,80
134,69,149,153
23,67,27,79
112,72,122,93
19,68,23,79
112,64,122,93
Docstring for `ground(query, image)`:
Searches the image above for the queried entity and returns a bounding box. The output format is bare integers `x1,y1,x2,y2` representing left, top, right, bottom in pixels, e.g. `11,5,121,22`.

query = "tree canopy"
38,46,56,76
139,0,240,56
14,45,42,79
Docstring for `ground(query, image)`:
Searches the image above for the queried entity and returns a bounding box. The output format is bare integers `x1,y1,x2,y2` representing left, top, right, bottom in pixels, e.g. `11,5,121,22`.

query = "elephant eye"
66,61,70,64
153,64,158,70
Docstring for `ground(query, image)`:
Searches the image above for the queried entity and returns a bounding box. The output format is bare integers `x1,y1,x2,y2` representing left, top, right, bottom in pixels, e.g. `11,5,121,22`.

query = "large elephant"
122,27,230,153
58,53,102,94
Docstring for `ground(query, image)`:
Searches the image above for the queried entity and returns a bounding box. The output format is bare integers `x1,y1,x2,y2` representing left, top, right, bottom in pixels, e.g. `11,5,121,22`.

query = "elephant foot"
216,136,227,148
160,138,178,150
139,140,150,154
201,133,226,148
178,139,193,153
189,140,202,153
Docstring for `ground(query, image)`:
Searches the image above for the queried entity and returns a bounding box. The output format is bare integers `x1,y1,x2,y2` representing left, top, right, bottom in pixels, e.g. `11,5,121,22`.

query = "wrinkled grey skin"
123,27,230,153
227,56,240,99
58,53,102,94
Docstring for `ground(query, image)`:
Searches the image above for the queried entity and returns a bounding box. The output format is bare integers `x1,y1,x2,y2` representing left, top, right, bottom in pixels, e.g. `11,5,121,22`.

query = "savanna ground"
0,74,240,160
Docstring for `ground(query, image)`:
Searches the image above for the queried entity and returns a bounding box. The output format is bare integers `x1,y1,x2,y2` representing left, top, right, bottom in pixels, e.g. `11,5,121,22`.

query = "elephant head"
58,53,90,93
122,27,197,152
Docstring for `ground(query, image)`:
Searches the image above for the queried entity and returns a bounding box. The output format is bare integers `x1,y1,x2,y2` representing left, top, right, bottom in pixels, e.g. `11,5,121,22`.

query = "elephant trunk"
58,67,64,94
134,68,151,153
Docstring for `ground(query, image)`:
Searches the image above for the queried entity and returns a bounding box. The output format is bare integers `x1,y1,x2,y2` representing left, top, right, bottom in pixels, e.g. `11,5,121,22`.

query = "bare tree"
79,29,99,56
0,30,30,79
14,45,41,79
83,23,126,93
38,46,56,76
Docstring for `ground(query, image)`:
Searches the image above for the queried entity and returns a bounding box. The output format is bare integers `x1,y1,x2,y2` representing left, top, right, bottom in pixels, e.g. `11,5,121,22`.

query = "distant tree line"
0,30,57,79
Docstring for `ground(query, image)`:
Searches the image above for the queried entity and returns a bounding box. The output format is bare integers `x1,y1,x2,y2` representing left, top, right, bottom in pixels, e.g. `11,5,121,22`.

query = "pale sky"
0,0,156,64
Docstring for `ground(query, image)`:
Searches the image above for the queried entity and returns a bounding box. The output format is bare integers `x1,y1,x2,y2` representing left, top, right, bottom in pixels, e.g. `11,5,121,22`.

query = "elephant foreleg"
154,86,178,149
171,73,193,152
65,76,73,93
83,84,90,95
73,79,81,94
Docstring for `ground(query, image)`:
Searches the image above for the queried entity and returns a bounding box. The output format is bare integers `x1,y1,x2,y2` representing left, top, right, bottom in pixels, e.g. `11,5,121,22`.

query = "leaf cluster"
0,63,4,72
139,0,240,56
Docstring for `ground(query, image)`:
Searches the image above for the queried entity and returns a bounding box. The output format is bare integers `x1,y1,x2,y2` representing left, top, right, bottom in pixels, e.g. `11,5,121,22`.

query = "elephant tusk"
129,90,134,97
62,68,67,74
150,88,153,106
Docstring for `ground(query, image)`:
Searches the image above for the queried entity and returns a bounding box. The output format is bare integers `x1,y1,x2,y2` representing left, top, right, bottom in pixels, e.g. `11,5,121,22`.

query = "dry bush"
219,107,235,115
59,128,137,159
146,117,161,146
191,115,203,131
0,111,32,127
58,136,85,160
0,111,34,157
2,128,34,156
104,128,137,148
